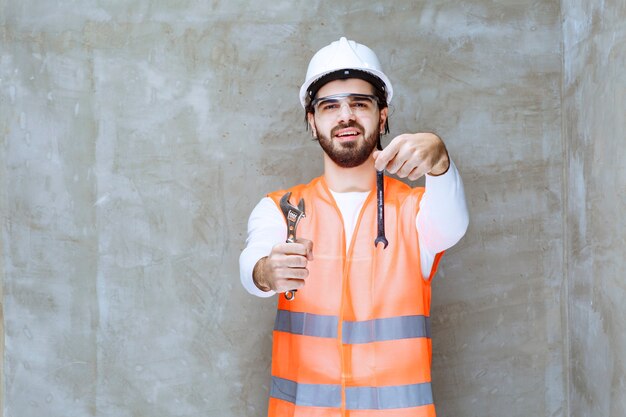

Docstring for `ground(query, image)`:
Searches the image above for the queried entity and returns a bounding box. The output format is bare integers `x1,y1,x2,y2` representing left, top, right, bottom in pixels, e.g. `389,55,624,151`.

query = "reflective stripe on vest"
271,376,433,409
274,310,338,339
342,315,431,344
275,310,431,344
271,376,342,408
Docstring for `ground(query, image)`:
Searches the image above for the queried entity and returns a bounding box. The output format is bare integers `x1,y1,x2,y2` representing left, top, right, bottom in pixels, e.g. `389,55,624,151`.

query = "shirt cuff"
425,158,458,185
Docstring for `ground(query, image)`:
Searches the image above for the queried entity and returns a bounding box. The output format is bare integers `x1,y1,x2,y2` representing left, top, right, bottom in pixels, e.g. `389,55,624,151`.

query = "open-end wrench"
279,192,306,300
374,170,388,249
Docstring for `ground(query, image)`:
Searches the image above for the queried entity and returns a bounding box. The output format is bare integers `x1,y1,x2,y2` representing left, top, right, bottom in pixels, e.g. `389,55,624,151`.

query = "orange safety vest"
267,175,444,417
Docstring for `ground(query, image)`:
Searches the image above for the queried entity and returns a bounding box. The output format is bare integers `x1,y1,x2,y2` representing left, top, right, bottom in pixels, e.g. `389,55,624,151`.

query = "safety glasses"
310,93,379,117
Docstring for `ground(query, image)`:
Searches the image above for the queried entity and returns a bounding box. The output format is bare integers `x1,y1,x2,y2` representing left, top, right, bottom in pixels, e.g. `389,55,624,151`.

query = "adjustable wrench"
279,192,306,301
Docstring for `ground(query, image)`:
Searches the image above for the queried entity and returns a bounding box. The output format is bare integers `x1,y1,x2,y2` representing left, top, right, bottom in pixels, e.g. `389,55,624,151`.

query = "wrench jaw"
279,192,306,300
375,235,389,249
280,192,306,243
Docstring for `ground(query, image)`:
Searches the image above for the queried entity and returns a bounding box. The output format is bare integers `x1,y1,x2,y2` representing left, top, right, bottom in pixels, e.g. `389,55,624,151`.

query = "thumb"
372,150,381,160
297,238,314,261
304,240,314,261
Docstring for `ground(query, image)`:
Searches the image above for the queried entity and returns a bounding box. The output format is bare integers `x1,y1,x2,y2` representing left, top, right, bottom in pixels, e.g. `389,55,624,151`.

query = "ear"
307,112,317,137
378,107,388,133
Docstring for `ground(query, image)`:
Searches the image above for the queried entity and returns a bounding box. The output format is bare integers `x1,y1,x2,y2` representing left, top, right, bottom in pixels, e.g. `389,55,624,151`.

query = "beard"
316,121,380,168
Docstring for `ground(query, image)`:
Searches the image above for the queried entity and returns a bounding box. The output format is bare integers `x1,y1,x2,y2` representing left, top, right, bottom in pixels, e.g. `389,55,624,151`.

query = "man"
240,37,468,416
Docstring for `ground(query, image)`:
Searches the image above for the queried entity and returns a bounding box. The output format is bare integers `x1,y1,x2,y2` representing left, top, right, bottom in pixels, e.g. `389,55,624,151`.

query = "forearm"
252,256,271,292
417,159,469,255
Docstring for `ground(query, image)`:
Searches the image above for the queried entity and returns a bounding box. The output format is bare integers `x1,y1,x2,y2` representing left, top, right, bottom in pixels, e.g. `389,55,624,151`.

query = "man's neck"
323,154,376,193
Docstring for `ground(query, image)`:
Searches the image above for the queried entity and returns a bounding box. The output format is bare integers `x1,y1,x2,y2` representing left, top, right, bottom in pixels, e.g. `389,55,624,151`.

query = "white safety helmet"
299,37,394,108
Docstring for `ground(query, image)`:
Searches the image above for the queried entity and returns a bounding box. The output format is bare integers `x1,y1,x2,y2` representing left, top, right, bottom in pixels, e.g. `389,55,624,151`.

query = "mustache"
331,121,365,137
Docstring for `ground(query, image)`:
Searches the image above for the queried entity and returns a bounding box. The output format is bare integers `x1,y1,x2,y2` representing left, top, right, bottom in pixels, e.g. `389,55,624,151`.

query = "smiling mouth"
334,129,361,140
331,122,365,141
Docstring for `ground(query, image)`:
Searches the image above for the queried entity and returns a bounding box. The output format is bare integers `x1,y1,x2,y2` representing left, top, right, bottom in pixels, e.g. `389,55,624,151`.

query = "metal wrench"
374,170,388,249
279,192,306,300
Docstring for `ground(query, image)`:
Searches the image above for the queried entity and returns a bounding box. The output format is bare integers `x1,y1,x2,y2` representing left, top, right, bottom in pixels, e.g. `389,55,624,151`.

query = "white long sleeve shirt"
239,160,469,297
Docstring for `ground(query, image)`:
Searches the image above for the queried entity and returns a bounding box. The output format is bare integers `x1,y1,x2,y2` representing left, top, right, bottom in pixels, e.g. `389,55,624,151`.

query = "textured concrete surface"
563,1,626,416
410,2,566,417
2,0,611,416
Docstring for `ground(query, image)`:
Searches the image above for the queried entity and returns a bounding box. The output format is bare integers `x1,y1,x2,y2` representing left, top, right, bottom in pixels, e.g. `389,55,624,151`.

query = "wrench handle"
285,231,298,300
375,170,388,249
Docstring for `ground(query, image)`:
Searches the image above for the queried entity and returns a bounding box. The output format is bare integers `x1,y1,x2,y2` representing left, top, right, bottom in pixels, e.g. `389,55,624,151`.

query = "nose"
337,101,356,122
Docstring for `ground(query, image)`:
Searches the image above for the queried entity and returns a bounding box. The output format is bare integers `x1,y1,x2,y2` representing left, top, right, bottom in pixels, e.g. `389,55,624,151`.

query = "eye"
321,102,339,111
351,100,372,110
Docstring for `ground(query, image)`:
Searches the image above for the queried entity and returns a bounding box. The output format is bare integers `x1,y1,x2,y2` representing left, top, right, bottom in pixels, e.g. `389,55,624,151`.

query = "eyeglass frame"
309,93,381,116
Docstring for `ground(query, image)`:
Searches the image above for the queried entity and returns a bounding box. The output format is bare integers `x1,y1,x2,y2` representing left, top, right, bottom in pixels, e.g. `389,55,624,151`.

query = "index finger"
283,242,312,257
373,138,402,171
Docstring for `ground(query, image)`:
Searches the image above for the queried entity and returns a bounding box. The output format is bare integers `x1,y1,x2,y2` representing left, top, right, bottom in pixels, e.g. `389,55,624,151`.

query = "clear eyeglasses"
310,93,379,117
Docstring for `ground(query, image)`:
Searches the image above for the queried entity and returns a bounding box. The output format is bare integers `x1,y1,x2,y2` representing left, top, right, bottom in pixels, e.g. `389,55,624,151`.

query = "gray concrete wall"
417,2,566,416
563,1,626,416
0,1,569,416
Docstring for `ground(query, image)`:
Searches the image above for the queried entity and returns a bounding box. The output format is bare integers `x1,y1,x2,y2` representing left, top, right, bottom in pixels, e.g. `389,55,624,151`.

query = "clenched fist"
373,132,450,180
253,238,314,293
